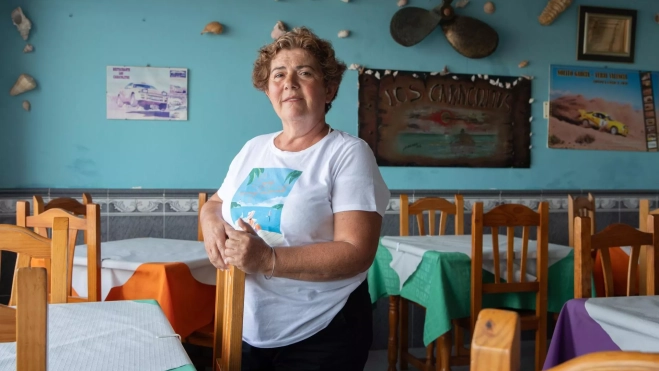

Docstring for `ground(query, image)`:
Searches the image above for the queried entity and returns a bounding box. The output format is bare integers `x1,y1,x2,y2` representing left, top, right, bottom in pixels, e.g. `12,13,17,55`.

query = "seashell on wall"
538,0,573,26
484,2,495,14
10,74,36,96
518,60,529,68
11,7,32,41
23,44,33,53
271,21,287,39
201,21,223,35
338,30,350,38
23,101,30,111
397,0,408,7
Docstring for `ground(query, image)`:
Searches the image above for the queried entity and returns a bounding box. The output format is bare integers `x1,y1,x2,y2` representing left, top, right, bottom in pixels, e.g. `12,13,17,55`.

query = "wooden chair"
470,308,659,371
213,266,245,371
639,199,659,295
568,193,595,248
574,215,659,298
184,192,216,351
1,214,70,306
0,267,49,371
15,200,100,304
468,201,549,371
397,194,465,371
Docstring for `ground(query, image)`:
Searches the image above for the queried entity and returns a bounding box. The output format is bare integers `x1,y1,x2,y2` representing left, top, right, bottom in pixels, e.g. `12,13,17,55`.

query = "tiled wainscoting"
1,188,657,350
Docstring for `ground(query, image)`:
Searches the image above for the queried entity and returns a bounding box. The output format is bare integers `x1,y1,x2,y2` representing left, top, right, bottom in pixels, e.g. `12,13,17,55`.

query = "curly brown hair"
252,27,347,113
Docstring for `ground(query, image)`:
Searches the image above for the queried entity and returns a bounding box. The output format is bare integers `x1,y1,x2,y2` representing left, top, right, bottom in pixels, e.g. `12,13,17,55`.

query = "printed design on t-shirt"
230,168,302,246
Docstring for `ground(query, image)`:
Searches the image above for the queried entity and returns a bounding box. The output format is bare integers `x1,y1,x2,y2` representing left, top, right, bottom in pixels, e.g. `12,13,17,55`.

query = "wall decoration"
106,66,188,121
10,74,36,96
389,0,498,59
11,7,31,40
23,44,33,53
338,30,350,38
201,21,223,35
577,6,637,63
22,101,30,111
483,2,495,14
271,21,287,39
548,64,657,152
538,0,573,26
358,68,531,168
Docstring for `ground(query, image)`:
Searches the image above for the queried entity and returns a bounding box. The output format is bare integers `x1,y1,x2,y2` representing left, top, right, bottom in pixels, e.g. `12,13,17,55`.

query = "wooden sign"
358,68,532,168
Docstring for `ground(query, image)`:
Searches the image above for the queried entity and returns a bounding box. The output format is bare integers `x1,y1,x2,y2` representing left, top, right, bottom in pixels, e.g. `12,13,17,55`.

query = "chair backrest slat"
213,266,245,371
198,192,208,242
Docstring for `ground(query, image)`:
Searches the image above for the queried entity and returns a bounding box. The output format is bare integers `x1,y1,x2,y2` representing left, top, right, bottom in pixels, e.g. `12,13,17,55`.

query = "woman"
200,27,390,370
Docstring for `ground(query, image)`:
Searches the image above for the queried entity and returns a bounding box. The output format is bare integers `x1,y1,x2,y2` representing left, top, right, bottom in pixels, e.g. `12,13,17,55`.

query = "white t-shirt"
217,128,390,348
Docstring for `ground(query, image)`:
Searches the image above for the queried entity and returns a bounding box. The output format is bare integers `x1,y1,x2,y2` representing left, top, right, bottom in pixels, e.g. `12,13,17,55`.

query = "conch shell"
271,21,287,39
11,7,32,41
538,0,573,26
10,74,36,96
201,21,223,35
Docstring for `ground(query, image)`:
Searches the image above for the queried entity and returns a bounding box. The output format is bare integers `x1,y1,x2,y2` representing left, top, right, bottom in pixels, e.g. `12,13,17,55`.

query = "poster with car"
106,66,188,121
548,64,657,152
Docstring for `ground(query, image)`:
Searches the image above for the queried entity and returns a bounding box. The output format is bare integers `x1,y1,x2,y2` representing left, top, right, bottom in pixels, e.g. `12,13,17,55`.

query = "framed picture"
577,6,637,63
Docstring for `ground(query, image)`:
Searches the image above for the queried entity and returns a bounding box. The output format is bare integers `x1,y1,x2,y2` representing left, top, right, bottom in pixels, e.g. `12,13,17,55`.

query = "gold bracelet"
264,246,276,280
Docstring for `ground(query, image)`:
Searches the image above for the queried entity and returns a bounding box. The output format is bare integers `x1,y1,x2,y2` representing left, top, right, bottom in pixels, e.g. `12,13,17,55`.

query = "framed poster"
577,6,637,63
548,64,657,152
106,66,188,121
358,68,531,168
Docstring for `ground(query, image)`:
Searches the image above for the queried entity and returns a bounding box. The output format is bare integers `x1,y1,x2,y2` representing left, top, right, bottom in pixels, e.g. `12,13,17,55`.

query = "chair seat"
185,322,214,347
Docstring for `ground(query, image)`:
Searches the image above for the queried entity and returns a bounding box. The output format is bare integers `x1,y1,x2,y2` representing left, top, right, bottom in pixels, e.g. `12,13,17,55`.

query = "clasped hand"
204,218,272,275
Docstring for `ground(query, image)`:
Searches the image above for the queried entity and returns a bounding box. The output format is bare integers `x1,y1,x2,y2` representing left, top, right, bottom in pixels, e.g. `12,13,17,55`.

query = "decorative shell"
338,30,350,38
440,65,450,76
22,100,30,111
348,63,361,70
455,0,470,8
518,60,529,68
10,74,36,96
655,13,659,24
271,21,287,39
11,7,31,41
484,2,495,14
201,21,223,35
538,0,573,26
397,0,408,7
23,44,33,53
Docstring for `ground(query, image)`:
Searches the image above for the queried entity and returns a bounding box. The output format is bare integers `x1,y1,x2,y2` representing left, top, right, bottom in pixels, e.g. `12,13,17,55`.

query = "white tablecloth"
381,235,572,289
0,301,193,371
73,238,215,300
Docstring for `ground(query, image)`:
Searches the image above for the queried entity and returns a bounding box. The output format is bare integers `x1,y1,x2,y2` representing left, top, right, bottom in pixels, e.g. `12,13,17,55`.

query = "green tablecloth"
367,241,575,346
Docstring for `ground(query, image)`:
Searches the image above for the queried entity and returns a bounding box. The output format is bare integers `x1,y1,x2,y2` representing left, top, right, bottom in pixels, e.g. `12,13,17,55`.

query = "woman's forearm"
266,241,375,281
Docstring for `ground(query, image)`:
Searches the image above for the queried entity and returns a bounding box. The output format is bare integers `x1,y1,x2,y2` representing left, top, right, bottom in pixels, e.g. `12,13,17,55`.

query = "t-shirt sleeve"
331,140,390,216
217,140,251,202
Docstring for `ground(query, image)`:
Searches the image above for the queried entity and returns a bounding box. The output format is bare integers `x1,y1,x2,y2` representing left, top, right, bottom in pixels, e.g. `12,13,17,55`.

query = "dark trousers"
241,279,372,371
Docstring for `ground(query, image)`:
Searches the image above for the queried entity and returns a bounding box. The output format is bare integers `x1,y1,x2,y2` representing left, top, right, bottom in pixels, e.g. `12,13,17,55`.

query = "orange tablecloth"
61,238,216,339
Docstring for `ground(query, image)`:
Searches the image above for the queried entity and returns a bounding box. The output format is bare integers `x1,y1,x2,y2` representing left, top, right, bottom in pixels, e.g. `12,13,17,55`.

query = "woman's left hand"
224,219,273,275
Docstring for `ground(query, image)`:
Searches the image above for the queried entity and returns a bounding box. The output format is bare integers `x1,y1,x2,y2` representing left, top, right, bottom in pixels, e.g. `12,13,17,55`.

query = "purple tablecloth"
543,299,619,369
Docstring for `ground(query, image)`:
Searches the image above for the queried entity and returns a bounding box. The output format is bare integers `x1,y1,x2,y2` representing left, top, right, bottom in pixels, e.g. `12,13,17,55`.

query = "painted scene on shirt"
230,168,302,246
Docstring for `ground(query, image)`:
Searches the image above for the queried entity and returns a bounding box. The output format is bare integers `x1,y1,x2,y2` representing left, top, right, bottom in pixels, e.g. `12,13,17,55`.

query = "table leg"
388,295,399,371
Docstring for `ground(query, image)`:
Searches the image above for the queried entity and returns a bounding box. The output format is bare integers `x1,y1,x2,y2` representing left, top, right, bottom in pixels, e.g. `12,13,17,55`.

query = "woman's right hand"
200,196,230,270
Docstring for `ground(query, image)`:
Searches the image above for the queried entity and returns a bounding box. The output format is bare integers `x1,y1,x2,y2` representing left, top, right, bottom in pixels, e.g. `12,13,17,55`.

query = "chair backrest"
470,202,549,331
470,308,659,371
639,199,659,295
0,267,49,371
574,215,659,298
213,266,245,371
568,193,596,248
399,194,464,236
0,218,69,306
198,192,208,242
16,200,100,304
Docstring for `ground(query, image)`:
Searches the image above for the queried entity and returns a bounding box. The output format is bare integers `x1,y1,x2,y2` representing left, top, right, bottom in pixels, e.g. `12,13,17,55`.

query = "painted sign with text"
358,68,531,168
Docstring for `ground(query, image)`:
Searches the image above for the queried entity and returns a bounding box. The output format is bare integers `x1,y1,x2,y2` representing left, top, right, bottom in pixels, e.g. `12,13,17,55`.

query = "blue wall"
1,0,658,190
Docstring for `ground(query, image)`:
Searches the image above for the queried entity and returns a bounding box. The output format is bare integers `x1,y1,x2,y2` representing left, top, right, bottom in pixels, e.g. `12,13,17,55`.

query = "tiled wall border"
1,189,658,216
